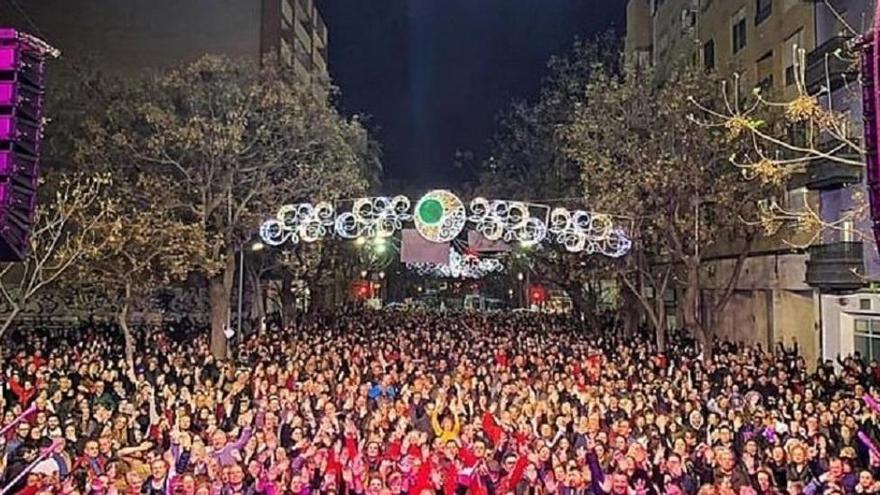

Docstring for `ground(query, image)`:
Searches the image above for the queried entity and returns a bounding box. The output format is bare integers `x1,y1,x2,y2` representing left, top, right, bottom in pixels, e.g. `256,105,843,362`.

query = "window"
854,319,880,362
785,187,807,212
652,0,668,15
861,299,872,311
757,75,774,92
756,0,772,25
783,29,803,86
756,50,774,91
788,123,806,147
703,39,715,71
732,8,747,53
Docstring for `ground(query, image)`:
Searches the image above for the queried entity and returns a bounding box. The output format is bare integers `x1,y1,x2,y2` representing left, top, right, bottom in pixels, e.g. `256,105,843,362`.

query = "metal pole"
237,247,244,339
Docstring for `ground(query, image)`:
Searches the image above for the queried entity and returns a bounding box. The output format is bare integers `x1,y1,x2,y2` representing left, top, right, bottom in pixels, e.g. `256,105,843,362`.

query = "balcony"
801,158,862,190
806,241,865,291
315,14,327,42
805,35,858,94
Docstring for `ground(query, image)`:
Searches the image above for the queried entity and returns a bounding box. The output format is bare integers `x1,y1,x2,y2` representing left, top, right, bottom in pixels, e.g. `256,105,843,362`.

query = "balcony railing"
806,241,865,291
800,137,863,190
802,159,862,190
805,35,858,95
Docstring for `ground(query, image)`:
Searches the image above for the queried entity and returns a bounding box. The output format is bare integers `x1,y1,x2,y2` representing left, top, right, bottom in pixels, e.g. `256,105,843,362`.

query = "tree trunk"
620,284,643,340
280,271,296,328
248,268,265,330
682,260,712,360
209,252,235,359
569,282,587,322
0,305,21,340
653,299,667,352
118,285,137,382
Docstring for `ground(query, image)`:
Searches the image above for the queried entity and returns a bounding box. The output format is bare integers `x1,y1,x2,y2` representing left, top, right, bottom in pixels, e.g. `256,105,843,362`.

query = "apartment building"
0,0,328,84
809,0,880,363
626,0,877,365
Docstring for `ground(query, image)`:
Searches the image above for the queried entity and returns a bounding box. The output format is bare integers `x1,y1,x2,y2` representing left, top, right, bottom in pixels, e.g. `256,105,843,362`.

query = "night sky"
319,0,625,190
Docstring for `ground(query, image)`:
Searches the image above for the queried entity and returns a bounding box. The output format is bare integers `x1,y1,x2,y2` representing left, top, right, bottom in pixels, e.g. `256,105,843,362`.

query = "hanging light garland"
260,190,632,258
407,248,504,279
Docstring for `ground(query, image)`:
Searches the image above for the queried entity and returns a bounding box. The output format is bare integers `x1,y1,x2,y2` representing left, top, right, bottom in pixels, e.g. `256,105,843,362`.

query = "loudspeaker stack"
0,29,48,261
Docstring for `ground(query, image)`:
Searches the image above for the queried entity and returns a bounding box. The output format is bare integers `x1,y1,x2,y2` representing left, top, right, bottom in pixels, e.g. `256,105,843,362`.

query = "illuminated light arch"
260,189,632,258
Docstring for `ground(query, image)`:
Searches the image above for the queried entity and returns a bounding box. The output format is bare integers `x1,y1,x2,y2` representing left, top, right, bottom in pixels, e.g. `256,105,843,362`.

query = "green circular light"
418,199,444,224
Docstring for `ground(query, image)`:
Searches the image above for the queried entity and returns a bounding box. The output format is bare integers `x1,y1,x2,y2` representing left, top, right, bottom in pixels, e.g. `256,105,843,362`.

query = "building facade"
0,0,328,83
625,0,877,366
809,0,880,363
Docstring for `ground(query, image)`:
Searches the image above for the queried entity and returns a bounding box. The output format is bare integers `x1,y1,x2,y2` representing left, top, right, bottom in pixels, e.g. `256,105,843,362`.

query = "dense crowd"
1,311,880,495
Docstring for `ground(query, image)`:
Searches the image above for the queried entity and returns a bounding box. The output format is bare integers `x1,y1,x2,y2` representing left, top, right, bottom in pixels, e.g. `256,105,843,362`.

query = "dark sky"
319,0,624,190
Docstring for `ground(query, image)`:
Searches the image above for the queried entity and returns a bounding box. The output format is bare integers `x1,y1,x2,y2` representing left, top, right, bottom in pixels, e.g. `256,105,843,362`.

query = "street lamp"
236,240,265,342
379,271,386,280
355,237,367,246
360,270,368,279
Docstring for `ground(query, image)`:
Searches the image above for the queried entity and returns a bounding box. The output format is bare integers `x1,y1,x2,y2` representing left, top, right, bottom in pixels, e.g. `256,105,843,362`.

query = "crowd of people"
1,310,880,495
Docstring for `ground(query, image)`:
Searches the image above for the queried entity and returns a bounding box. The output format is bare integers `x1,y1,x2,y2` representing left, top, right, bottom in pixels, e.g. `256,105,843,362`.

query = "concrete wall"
0,0,263,72
701,252,818,364
712,289,773,348
775,289,819,363
652,0,698,79
625,0,654,68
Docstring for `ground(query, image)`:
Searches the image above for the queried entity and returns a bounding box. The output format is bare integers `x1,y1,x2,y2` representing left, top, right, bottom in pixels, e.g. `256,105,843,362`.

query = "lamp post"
236,241,265,340
517,272,524,308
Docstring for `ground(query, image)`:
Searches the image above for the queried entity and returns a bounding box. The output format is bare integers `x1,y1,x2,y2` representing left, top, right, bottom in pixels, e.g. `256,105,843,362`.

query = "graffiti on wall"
0,287,210,326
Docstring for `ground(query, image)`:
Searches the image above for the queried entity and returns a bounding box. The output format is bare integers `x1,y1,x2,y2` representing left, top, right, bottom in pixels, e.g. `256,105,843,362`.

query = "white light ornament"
548,208,632,258
407,248,504,279
468,198,548,247
334,196,412,239
260,202,335,247
413,190,467,243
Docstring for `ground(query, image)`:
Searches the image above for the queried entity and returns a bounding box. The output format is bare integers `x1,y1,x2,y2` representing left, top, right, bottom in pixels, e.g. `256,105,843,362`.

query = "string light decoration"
407,248,504,279
260,202,335,246
468,198,549,247
260,192,632,258
413,190,467,243
334,196,412,239
548,208,632,258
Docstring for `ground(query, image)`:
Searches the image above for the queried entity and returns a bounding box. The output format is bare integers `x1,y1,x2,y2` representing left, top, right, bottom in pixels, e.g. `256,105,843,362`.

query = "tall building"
625,0,877,366
0,0,328,83
808,0,880,363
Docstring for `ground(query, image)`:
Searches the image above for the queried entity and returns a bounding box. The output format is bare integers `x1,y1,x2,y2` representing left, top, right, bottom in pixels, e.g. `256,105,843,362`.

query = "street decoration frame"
407,247,505,279
260,189,632,258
